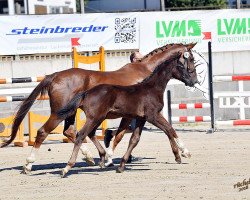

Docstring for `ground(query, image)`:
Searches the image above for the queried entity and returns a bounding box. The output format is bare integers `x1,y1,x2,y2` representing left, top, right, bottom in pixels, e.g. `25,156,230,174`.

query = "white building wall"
28,0,76,14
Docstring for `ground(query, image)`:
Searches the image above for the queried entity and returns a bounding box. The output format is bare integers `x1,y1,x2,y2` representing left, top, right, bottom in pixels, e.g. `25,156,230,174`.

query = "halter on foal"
57,43,197,177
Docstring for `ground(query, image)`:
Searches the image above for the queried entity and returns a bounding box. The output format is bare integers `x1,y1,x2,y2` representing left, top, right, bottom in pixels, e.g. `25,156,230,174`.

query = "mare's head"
172,43,198,87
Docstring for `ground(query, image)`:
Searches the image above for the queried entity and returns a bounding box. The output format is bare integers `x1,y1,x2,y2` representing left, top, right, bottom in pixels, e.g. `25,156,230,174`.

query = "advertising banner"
139,10,250,53
0,10,249,55
0,13,139,55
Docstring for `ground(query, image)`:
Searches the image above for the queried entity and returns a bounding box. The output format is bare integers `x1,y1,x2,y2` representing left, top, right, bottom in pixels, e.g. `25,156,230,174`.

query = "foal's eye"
183,52,190,59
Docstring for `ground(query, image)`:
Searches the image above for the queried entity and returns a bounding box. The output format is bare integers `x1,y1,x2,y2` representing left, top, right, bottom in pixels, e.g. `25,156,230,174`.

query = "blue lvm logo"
6,25,109,35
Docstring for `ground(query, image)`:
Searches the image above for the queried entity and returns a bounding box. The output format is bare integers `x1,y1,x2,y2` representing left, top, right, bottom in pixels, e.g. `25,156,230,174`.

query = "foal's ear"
177,51,182,57
186,42,197,50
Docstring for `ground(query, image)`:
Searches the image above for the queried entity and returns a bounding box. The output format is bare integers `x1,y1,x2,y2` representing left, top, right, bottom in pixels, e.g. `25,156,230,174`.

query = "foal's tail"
57,91,86,119
0,74,56,148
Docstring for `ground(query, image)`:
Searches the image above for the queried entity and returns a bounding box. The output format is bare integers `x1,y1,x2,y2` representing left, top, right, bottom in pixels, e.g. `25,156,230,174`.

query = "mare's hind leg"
117,119,146,173
23,114,63,174
63,113,76,141
147,113,190,164
61,119,103,177
105,118,132,167
63,113,95,166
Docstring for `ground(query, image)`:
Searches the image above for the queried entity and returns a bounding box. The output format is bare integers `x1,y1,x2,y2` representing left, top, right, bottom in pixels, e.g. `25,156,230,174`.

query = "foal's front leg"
61,120,98,178
88,131,106,168
63,113,95,166
117,119,146,173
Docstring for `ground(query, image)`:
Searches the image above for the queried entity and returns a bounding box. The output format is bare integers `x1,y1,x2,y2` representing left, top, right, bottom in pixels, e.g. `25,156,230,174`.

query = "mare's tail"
0,74,56,147
57,92,87,119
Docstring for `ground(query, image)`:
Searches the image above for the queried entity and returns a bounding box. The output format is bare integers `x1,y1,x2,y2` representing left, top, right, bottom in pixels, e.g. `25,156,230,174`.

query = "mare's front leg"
61,119,99,178
147,113,190,164
105,118,132,167
117,119,146,173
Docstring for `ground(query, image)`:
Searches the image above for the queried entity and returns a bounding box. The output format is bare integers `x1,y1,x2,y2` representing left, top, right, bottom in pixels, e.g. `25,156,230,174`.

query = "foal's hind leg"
147,113,190,164
117,119,146,173
23,114,63,174
105,118,132,167
63,113,95,166
61,119,102,177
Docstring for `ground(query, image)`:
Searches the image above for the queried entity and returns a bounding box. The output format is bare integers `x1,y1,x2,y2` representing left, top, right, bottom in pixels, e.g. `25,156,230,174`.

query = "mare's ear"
186,42,197,50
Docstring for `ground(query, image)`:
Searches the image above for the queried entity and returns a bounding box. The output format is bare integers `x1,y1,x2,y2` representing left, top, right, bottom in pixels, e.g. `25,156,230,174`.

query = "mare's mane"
118,43,185,71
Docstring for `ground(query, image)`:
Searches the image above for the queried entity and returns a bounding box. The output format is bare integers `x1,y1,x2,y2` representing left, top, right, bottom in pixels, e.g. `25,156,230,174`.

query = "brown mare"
1,43,194,174
57,43,197,177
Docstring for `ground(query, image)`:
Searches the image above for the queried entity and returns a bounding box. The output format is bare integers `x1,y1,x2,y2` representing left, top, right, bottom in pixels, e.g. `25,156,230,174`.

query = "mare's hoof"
21,165,31,174
104,129,113,148
116,167,124,173
98,162,105,169
84,157,95,166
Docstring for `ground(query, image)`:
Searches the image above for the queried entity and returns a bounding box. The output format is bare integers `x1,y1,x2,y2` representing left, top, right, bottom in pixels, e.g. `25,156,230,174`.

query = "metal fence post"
208,41,215,133
167,90,172,125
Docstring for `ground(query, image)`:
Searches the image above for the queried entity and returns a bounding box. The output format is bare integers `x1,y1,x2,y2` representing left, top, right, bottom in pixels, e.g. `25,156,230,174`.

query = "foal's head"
172,43,198,87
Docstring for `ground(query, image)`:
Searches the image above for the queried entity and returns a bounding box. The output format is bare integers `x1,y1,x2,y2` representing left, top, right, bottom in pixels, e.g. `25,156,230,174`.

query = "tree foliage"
76,0,89,13
76,0,228,13
165,0,227,8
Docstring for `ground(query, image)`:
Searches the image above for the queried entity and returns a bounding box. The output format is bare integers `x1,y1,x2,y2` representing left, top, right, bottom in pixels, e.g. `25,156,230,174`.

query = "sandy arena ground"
0,129,249,200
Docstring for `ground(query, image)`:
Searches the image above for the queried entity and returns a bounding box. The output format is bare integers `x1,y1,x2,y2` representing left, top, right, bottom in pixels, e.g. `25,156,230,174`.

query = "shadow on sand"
0,157,160,177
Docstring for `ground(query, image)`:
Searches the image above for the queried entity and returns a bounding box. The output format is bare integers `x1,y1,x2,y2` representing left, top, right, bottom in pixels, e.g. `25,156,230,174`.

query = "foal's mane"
140,43,184,61
139,44,185,84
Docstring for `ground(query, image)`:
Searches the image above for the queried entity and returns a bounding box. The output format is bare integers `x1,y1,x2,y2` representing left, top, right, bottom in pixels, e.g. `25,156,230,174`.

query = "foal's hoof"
98,162,105,169
116,167,124,173
21,165,31,175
